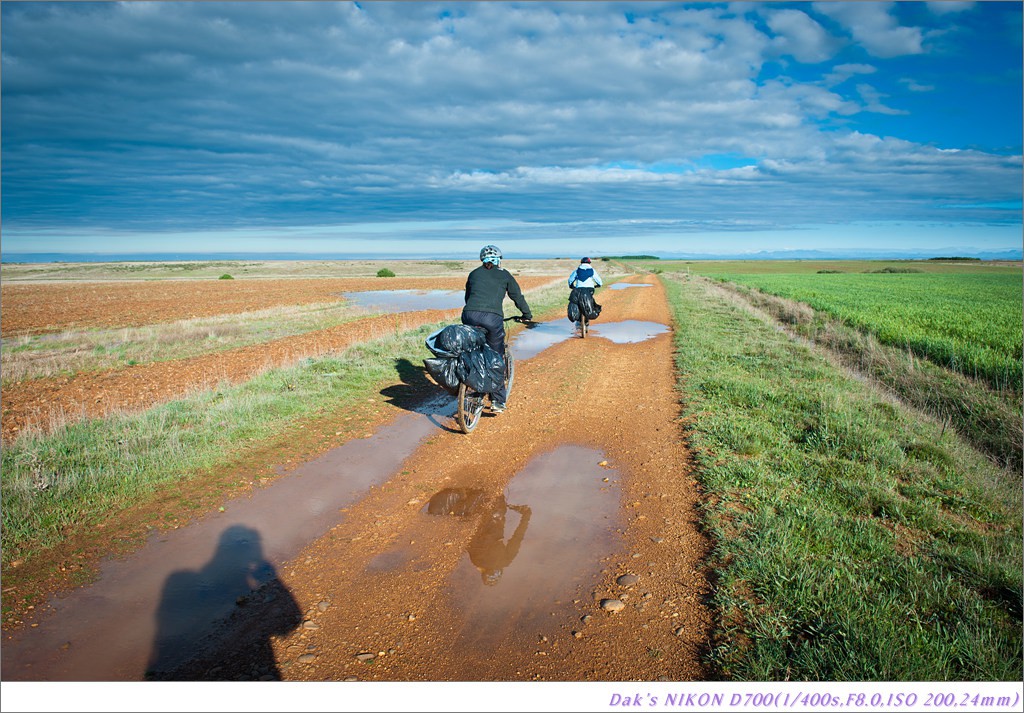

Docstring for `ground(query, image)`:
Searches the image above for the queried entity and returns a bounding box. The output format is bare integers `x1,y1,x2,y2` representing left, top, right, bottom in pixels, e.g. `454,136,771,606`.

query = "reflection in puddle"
509,319,668,358
425,488,486,517
341,289,463,313
588,320,668,343
432,446,623,665
509,320,577,360
610,283,653,290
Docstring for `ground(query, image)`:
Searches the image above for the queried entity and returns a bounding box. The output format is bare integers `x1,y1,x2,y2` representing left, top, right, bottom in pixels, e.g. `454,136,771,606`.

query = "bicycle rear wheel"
580,315,588,338
504,347,515,396
456,383,485,433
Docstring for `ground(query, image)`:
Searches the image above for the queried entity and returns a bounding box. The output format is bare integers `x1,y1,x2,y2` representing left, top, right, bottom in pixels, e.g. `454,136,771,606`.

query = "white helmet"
479,245,502,264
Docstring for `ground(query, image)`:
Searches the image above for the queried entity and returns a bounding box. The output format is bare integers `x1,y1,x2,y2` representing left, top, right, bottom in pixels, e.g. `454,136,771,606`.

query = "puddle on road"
341,289,463,313
0,394,455,682
509,320,578,360
588,320,668,343
511,319,668,357
425,446,623,661
609,283,653,290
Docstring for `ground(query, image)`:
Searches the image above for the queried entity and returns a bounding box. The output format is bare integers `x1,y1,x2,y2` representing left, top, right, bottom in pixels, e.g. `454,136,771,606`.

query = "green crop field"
625,260,1023,393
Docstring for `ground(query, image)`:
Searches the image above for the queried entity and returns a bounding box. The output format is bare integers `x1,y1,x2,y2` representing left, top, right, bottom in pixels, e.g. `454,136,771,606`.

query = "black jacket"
463,264,532,318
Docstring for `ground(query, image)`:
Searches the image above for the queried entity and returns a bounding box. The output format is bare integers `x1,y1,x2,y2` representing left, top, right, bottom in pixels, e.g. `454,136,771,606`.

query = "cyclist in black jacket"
462,245,533,413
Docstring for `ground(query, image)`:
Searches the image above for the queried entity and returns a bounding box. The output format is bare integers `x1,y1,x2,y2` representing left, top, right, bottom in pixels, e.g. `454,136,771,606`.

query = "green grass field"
629,260,1023,393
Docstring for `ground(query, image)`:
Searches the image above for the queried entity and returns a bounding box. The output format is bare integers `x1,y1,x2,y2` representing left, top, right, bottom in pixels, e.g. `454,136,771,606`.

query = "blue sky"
1,1,1021,259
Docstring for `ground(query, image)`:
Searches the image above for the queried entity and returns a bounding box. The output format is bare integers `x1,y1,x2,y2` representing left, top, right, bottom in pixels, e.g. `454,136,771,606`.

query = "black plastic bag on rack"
456,344,505,394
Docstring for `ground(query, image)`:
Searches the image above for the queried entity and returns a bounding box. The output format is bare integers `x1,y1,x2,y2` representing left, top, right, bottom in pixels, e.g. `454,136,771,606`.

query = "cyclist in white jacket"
568,257,603,289
568,257,603,334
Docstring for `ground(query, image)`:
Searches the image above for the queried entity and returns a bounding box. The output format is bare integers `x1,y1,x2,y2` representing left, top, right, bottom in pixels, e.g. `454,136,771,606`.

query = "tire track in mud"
179,276,712,682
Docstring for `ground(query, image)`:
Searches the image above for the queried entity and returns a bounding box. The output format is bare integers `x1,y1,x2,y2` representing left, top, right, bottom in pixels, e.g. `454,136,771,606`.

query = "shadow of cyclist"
467,495,532,587
145,525,300,680
380,357,441,410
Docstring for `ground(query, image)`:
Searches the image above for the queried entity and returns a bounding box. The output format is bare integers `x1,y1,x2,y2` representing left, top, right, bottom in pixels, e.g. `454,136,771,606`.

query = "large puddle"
511,319,667,359
610,283,653,290
425,446,623,667
341,289,463,313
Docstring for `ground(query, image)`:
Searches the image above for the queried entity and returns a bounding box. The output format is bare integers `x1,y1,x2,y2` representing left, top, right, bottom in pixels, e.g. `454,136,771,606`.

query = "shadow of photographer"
145,524,301,681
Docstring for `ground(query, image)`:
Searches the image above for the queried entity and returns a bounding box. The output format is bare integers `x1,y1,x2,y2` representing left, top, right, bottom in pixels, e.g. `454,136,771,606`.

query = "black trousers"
461,309,507,404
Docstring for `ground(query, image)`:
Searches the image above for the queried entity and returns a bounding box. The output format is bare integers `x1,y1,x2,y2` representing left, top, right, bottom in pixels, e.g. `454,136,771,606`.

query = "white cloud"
926,1,975,16
762,8,839,63
812,2,924,57
899,77,935,92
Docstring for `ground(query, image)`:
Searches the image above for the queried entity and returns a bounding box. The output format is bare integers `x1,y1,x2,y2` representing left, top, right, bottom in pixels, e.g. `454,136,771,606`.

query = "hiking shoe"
491,402,506,414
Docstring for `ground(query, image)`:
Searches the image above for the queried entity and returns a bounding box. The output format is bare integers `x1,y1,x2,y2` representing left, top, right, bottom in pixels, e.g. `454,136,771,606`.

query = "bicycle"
578,313,589,339
456,315,532,433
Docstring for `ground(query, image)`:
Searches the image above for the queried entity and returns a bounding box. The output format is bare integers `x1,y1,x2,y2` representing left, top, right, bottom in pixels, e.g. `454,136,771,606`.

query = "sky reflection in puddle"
587,320,669,343
510,319,668,358
609,283,653,290
341,289,463,313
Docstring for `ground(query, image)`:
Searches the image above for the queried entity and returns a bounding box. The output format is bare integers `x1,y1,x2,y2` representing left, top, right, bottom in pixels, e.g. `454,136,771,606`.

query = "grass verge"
663,273,1022,681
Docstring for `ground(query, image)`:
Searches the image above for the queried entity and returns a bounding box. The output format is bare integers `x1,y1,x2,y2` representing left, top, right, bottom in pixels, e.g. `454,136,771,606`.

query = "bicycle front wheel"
456,383,485,433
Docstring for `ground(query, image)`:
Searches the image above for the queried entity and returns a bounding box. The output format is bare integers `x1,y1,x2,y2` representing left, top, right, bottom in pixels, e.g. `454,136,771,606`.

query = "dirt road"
2,275,712,682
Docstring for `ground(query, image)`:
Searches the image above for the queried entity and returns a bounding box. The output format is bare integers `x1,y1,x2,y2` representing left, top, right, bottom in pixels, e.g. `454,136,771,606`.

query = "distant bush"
608,255,660,260
865,268,923,274
929,257,981,261
817,269,844,274
376,268,395,278
218,274,234,280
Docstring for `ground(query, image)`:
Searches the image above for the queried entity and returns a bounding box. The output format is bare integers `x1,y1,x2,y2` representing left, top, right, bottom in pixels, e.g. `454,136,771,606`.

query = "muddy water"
0,317,649,681
341,289,463,313
587,320,669,343
433,446,623,676
609,283,653,290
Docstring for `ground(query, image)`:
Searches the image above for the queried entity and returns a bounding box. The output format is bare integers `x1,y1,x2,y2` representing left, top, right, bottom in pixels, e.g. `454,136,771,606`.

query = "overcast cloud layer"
1,1,1021,257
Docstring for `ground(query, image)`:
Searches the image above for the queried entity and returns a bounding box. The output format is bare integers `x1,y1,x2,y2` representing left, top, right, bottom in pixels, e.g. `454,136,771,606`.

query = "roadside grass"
662,273,1022,681
0,283,570,569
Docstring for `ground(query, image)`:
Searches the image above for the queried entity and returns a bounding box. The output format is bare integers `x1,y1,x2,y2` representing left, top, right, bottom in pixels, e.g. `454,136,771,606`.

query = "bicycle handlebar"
505,314,538,327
